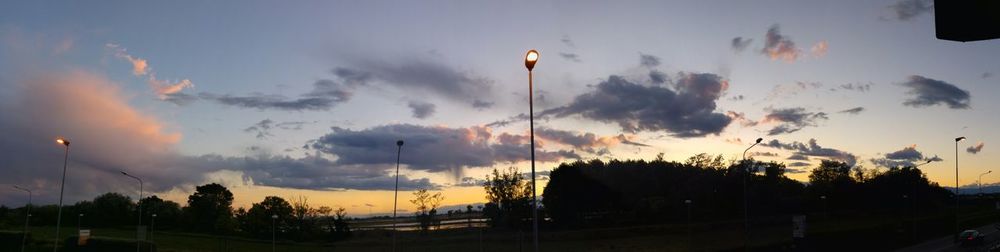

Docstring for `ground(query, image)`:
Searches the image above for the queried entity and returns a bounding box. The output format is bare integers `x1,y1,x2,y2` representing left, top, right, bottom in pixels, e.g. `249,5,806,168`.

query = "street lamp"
979,171,992,196
53,137,70,252
120,171,144,252
742,137,762,250
271,214,278,252
685,199,693,250
820,195,828,219
392,139,403,252
524,49,540,252
150,214,156,252
13,185,31,252
955,136,965,234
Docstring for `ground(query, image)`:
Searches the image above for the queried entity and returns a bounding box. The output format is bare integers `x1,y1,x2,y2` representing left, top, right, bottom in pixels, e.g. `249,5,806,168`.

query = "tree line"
482,153,956,229
0,183,351,242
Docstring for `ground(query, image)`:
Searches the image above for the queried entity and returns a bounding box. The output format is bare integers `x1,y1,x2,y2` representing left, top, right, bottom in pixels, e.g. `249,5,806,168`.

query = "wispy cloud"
761,107,828,135
408,100,436,119
838,107,865,115
106,43,194,102
731,37,752,53
886,0,934,21
763,139,857,166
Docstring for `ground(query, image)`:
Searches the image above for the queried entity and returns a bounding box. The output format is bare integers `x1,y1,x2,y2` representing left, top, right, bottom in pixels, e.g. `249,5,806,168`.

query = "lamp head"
525,50,539,71
755,138,763,144
271,214,278,219
56,138,70,146
397,140,404,146
956,136,967,142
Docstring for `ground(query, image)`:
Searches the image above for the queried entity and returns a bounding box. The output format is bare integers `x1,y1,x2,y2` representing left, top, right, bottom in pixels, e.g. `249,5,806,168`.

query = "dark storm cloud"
408,101,436,119
762,139,857,166
968,142,985,154
731,37,753,52
900,75,970,109
559,52,582,62
762,107,828,135
544,73,732,137
639,53,661,67
200,79,353,111
887,0,934,21
838,107,865,115
309,124,579,174
333,57,494,108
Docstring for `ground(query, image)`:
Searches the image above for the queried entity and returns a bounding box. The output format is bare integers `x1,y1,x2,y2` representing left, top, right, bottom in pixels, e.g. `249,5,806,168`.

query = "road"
896,223,1000,252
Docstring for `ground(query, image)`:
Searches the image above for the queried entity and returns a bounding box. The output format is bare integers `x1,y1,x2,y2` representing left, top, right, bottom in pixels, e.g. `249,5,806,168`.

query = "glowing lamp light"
525,50,539,71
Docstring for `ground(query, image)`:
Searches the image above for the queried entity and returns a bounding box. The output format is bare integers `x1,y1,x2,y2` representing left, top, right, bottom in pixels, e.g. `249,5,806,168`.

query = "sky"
1,0,998,217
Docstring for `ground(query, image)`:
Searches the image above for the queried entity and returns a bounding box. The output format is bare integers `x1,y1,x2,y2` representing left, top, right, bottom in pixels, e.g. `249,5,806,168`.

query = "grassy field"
3,209,998,252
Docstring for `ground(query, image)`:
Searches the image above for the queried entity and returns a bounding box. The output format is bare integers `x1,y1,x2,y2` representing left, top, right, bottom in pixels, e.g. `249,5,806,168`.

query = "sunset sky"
2,0,998,216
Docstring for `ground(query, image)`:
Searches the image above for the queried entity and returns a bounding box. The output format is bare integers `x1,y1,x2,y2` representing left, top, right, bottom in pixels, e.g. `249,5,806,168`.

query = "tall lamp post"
53,137,70,252
742,137,762,250
392,140,404,252
271,214,278,252
979,171,992,195
120,171,143,252
524,49,540,252
13,185,31,252
955,136,966,234
150,214,156,252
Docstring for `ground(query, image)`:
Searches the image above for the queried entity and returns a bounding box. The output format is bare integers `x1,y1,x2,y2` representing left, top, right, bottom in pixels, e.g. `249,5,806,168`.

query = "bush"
0,231,30,251
62,236,156,252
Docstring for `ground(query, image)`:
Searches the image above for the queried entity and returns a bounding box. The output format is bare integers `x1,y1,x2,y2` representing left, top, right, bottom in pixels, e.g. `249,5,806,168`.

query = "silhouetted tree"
543,161,620,226
237,196,293,238
139,196,182,230
184,183,235,233
410,189,443,231
483,167,532,228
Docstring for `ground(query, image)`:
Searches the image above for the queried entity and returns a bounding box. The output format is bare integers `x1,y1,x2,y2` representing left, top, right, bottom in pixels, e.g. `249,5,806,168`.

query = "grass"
3,208,997,252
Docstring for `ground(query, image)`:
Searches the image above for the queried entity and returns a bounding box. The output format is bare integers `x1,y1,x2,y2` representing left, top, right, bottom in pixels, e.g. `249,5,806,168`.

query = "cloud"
245,119,276,139
787,154,810,161
308,124,580,174
967,142,985,154
838,107,865,115
453,177,486,187
560,35,575,47
870,144,930,168
761,107,828,135
559,52,581,62
649,70,668,85
887,0,934,21
106,43,194,100
200,79,353,111
750,151,779,157
731,37,753,53
834,82,874,92
533,127,646,153
762,139,857,166
764,81,823,101
544,73,732,137
900,75,970,109
639,53,661,67
726,111,759,127
106,43,148,76
983,72,993,79
787,162,811,167
408,101,436,119
0,70,436,198
762,24,801,62
810,41,828,58
332,57,494,108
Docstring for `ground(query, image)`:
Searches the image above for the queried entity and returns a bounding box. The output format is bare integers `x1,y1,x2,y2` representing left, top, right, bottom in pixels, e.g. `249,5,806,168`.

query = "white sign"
78,229,91,245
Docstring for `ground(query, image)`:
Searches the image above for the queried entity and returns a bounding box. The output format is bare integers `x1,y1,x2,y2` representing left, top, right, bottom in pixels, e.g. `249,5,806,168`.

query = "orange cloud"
107,43,149,76
811,41,829,58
